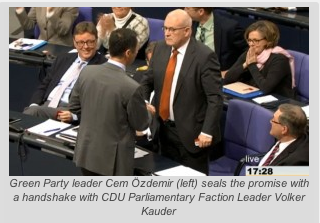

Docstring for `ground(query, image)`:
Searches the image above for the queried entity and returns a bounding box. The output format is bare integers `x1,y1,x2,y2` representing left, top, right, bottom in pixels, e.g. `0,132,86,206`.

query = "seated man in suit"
184,7,247,75
23,21,107,121
259,103,308,166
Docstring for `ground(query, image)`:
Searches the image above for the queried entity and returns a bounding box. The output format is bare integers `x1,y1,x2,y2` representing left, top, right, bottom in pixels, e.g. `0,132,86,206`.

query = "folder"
223,82,263,99
9,38,47,51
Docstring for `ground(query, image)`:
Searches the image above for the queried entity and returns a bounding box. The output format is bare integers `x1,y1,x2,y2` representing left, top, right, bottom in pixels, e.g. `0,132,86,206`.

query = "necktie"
262,143,280,166
159,49,178,121
199,26,206,43
48,62,85,108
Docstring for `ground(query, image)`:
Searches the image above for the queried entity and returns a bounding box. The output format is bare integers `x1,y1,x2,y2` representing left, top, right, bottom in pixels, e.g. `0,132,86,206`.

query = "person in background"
68,28,149,176
96,7,149,58
141,9,223,175
223,20,296,99
134,41,158,152
15,7,79,46
259,104,308,166
133,41,157,82
184,7,247,75
23,22,106,120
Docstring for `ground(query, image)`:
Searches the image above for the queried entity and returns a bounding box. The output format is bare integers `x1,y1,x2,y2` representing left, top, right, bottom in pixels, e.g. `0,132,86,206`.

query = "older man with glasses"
259,103,309,166
141,9,223,175
23,21,106,121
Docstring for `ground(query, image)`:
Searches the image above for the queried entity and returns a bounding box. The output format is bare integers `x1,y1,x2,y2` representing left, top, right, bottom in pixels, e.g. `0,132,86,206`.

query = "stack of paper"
9,38,47,51
56,126,79,143
27,119,70,136
154,165,206,176
252,95,278,104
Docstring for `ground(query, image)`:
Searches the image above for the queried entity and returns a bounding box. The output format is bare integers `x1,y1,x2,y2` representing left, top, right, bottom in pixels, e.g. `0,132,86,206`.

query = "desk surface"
9,38,73,66
9,111,179,175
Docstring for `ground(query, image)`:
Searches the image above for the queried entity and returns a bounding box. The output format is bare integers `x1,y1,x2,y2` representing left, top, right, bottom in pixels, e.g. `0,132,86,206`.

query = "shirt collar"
108,58,126,71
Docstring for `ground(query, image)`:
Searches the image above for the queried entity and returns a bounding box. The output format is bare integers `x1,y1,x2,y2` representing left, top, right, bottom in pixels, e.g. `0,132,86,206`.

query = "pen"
43,128,61,133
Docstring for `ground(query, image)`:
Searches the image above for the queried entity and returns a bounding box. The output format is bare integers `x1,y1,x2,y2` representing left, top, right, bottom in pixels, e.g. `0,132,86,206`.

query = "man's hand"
196,133,212,148
57,110,73,123
146,103,156,116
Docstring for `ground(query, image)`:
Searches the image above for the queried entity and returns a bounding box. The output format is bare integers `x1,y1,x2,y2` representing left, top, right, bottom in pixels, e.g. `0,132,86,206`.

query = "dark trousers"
80,168,102,176
159,121,209,175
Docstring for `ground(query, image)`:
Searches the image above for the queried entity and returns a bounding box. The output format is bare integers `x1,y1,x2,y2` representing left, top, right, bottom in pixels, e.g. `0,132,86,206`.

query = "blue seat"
288,50,309,103
209,99,275,176
34,7,93,38
147,18,164,42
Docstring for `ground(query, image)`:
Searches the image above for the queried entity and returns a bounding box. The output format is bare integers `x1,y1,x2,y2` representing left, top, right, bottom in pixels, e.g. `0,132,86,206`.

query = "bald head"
164,9,192,49
166,9,192,28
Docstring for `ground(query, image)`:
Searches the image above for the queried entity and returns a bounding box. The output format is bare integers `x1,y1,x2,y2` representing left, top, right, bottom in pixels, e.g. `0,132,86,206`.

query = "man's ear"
281,125,289,135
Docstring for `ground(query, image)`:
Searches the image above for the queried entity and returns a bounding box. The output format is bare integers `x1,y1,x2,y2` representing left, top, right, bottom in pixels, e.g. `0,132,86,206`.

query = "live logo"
245,155,260,163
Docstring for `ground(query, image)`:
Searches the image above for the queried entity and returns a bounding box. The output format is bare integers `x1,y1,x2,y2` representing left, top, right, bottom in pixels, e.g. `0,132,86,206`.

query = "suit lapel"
158,46,172,96
270,138,300,165
213,12,221,59
173,39,196,103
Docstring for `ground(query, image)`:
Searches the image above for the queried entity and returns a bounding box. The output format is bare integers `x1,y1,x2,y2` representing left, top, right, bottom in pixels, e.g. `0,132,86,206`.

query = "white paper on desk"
252,95,278,104
155,165,206,176
302,105,309,119
27,119,70,136
134,147,149,158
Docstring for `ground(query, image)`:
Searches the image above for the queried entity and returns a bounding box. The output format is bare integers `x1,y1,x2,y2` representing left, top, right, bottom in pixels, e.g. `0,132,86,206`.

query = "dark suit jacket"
69,62,149,175
141,38,223,153
270,134,309,166
192,10,247,71
30,52,107,105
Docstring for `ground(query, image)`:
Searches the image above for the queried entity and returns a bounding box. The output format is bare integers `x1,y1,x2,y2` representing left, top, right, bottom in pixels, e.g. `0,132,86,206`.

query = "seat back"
34,7,93,38
147,18,164,42
288,49,309,103
224,99,275,160
209,99,275,175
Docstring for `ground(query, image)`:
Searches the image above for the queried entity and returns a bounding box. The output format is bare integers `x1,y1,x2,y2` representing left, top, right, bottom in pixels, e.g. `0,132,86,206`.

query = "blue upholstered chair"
147,18,164,42
34,7,93,38
288,50,309,103
209,99,275,176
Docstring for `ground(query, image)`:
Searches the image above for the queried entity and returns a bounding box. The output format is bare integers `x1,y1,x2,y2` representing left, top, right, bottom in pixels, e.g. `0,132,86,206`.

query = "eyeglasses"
162,26,188,33
74,39,96,48
270,119,282,125
247,38,265,45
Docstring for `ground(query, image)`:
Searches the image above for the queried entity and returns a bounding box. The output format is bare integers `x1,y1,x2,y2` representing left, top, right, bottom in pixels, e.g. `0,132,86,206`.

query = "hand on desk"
57,110,73,123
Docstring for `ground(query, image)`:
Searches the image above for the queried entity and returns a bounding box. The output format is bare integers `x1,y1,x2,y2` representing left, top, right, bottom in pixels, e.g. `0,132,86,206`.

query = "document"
56,126,79,143
154,165,206,176
252,95,278,104
134,147,149,158
9,38,47,51
27,119,70,136
223,82,263,99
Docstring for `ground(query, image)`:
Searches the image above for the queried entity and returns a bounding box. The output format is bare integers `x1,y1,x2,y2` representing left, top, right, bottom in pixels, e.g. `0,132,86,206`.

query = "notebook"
9,38,47,51
223,82,263,99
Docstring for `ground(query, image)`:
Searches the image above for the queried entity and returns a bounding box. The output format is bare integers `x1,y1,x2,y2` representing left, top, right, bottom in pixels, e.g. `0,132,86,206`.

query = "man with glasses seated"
223,20,296,99
259,104,308,166
23,21,106,121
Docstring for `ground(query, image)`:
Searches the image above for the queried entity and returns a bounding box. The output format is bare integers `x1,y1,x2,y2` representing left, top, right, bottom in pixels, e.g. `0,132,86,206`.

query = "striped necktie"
262,143,280,166
48,61,85,108
199,26,206,43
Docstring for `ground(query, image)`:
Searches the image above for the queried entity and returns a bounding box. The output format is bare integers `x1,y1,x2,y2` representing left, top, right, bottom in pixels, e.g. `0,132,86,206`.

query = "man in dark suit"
185,7,247,75
141,9,223,175
69,28,149,176
23,21,106,121
259,104,308,166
